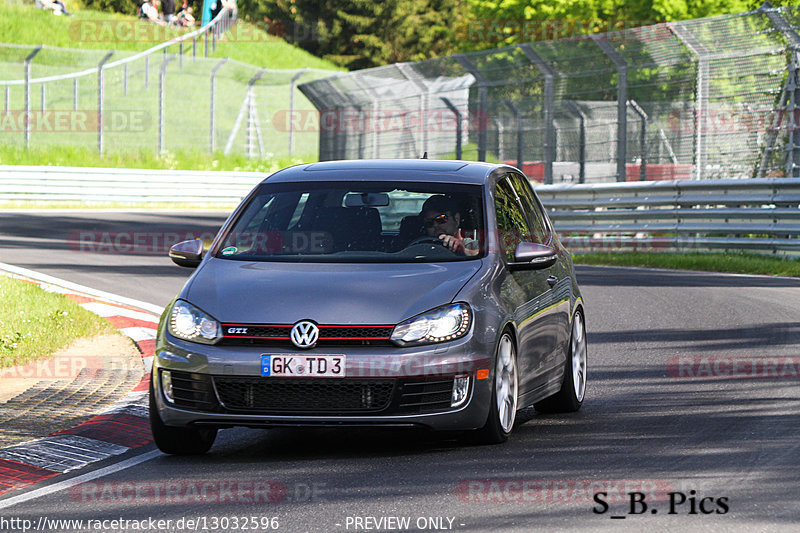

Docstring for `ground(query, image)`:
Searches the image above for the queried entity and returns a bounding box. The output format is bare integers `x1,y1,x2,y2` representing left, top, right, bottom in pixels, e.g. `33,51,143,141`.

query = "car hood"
181,258,483,325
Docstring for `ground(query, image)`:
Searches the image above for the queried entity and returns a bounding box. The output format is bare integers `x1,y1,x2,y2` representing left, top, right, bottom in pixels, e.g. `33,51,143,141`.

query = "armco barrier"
0,166,264,203
536,178,800,255
3,167,800,256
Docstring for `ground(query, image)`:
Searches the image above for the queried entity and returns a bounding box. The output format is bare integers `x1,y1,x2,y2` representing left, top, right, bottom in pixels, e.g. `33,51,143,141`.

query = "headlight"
391,303,472,346
168,300,222,344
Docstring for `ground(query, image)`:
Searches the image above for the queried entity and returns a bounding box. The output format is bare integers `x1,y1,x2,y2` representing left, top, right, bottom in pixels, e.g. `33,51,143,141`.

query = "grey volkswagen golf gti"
151,159,587,454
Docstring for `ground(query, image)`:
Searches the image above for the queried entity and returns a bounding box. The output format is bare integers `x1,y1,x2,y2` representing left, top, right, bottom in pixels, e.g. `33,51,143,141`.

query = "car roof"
263,159,516,185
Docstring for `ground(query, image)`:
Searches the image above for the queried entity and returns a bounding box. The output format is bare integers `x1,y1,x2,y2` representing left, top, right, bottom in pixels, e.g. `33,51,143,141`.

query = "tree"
236,0,467,69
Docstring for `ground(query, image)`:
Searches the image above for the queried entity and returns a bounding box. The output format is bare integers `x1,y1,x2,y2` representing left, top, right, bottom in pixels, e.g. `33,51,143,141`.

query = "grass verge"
0,275,114,367
574,251,800,278
0,2,340,70
0,145,314,171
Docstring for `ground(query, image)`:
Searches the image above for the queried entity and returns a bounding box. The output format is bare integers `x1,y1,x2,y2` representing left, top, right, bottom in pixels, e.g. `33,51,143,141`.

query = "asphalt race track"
1,211,799,532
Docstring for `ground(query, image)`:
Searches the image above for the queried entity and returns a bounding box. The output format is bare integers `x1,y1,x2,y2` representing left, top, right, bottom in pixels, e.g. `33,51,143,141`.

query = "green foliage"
82,0,141,16
237,0,468,69
0,144,316,172
575,251,800,278
0,276,113,367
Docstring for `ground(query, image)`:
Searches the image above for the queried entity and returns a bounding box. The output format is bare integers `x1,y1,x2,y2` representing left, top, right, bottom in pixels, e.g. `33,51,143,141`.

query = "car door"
494,175,559,402
508,172,572,382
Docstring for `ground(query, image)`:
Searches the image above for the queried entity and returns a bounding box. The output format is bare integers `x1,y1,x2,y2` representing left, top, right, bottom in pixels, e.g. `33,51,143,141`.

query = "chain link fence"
0,9,332,159
299,2,800,183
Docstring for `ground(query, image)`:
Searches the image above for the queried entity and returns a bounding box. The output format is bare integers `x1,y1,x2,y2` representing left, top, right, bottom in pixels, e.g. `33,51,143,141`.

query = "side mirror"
169,239,203,268
508,242,557,271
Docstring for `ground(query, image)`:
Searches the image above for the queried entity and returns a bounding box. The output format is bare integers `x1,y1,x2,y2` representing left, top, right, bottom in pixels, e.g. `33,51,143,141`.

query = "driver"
420,195,479,256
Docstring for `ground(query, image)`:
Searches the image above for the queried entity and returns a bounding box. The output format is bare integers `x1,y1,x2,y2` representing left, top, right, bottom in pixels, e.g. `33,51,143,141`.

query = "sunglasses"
424,214,449,228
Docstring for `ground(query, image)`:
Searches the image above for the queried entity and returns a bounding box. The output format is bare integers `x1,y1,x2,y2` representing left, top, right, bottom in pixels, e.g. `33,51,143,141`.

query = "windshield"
215,181,485,263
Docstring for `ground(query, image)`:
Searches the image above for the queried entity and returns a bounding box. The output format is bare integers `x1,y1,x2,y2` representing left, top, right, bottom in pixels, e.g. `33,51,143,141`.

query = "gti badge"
290,321,319,349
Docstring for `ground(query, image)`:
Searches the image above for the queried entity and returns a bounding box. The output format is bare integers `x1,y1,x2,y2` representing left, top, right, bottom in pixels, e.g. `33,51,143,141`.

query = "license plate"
261,354,345,378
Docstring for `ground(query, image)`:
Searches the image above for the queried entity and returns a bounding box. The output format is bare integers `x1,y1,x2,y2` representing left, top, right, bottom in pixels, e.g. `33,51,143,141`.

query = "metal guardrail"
535,178,800,255
3,167,800,256
0,166,264,203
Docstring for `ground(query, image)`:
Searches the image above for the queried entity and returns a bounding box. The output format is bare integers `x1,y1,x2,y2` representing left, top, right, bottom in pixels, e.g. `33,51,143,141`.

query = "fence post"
503,99,523,170
4,87,9,115
224,68,266,155
288,68,308,155
565,100,587,184
193,37,197,61
145,55,150,88
441,97,463,159
40,85,45,113
592,36,628,182
397,63,431,156
454,54,488,162
123,64,127,96
73,78,78,111
212,22,217,53
668,23,710,180
209,58,229,153
24,46,42,149
629,99,648,181
760,2,800,177
97,51,115,155
158,55,176,154
179,42,183,69
786,56,800,177
520,44,555,184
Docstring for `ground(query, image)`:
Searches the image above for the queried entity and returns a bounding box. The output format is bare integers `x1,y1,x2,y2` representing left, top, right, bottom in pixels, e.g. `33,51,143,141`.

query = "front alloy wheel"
149,379,217,455
476,331,518,444
535,309,587,413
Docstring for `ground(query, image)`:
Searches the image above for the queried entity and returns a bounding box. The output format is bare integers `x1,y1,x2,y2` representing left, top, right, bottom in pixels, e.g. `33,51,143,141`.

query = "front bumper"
152,333,494,431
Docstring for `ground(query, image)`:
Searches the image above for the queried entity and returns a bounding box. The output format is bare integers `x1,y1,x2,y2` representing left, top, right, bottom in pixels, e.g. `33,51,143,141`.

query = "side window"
509,174,550,244
494,178,532,262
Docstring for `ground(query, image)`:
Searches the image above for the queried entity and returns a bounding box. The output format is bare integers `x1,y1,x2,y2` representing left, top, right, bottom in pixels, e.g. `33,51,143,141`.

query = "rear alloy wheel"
476,331,518,444
149,379,217,455
535,310,587,413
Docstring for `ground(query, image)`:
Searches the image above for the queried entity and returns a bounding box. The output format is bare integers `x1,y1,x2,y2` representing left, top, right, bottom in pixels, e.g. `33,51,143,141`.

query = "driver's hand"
438,230,467,255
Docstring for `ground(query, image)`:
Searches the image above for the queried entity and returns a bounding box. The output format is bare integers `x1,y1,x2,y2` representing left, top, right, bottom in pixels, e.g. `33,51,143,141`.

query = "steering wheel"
406,236,447,248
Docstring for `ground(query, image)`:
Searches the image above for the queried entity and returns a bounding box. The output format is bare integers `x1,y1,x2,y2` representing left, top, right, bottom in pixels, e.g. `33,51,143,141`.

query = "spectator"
35,0,71,16
139,0,167,26
175,6,195,27
161,0,176,25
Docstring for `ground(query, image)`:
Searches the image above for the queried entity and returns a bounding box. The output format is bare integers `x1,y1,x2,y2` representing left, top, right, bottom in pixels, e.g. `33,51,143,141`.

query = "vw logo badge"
290,320,319,349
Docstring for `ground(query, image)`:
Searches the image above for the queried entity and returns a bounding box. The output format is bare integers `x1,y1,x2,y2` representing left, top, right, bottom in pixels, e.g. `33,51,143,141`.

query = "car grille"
397,378,455,414
220,324,395,347
164,372,463,417
166,371,218,411
213,377,395,413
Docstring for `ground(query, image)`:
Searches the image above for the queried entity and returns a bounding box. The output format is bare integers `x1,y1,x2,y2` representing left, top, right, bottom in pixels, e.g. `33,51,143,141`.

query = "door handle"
546,275,558,288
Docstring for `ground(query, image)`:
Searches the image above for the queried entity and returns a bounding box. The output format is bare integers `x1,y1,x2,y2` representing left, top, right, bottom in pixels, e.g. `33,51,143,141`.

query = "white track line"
0,450,162,510
0,262,164,314
0,264,166,508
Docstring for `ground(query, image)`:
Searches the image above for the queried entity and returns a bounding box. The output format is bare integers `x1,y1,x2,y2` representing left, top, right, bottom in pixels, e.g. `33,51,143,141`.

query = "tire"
475,331,518,444
149,378,217,455
535,309,587,413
